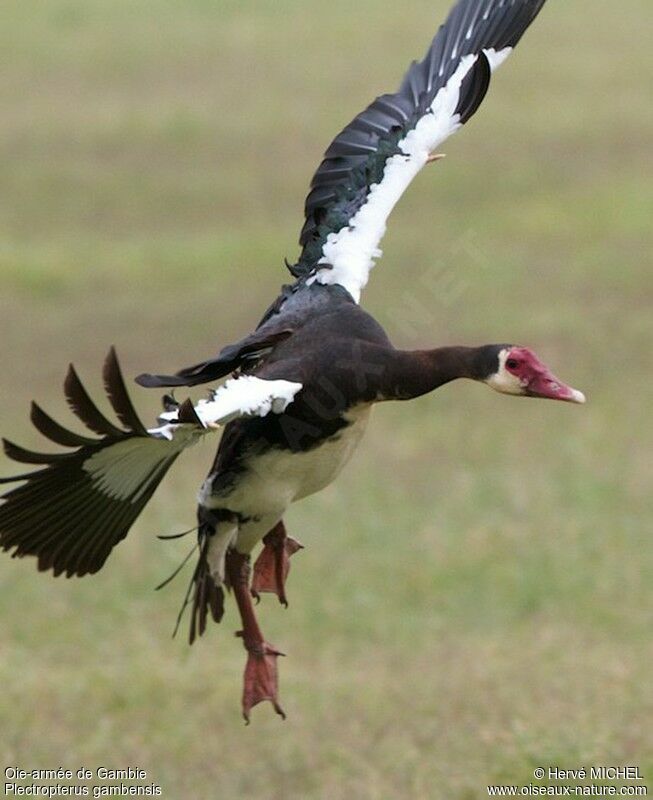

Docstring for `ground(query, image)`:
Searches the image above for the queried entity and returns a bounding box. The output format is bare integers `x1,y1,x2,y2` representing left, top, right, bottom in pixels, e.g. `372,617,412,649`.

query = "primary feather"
291,0,547,302
0,350,302,577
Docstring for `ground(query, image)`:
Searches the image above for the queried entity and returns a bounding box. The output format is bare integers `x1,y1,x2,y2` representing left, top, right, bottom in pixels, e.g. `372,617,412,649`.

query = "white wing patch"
310,46,512,303
193,376,302,425
152,376,303,438
83,376,303,503
0,350,303,576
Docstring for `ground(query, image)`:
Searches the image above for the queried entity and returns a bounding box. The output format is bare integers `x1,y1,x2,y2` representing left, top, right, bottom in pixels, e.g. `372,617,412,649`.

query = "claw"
237,633,286,723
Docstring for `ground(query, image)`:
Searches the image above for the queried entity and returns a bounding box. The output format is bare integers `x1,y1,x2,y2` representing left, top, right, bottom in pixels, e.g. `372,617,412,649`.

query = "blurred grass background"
1,1,652,797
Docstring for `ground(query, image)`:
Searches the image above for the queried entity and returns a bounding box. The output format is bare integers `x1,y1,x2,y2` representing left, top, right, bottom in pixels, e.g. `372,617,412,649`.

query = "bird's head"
480,345,586,404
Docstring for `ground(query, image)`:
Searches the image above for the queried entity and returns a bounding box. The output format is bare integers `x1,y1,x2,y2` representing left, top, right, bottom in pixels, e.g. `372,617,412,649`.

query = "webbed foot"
237,633,286,722
251,520,303,607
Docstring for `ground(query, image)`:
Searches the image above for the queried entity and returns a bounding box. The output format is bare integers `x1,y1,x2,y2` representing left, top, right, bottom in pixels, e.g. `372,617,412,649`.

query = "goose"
0,0,585,722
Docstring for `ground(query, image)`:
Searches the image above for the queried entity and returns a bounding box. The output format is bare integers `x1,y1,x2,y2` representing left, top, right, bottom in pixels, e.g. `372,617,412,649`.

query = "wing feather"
103,346,149,435
290,0,548,302
30,402,97,448
2,439,69,465
0,350,302,577
64,364,125,438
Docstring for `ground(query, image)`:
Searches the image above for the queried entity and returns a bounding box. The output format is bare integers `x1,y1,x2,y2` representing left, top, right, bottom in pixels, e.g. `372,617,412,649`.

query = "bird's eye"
506,359,519,370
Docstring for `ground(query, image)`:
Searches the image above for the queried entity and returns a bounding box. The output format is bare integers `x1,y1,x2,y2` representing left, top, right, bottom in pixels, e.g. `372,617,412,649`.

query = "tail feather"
186,522,227,644
189,565,225,645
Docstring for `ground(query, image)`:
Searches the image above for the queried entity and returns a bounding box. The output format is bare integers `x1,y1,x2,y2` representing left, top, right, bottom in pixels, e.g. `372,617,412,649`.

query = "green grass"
1,1,652,797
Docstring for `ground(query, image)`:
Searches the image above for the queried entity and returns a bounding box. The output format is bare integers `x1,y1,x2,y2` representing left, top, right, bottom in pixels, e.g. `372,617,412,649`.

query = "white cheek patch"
485,348,525,396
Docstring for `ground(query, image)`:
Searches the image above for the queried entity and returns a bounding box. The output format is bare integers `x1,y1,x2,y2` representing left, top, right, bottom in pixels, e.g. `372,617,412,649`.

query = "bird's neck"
383,346,486,401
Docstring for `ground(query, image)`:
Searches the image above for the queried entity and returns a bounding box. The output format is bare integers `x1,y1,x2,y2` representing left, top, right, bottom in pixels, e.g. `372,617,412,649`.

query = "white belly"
200,405,372,528
292,404,372,501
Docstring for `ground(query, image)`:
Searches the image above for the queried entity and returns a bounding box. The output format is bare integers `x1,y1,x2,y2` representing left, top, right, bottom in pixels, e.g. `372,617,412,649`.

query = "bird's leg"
225,549,286,723
251,520,303,607
426,152,446,164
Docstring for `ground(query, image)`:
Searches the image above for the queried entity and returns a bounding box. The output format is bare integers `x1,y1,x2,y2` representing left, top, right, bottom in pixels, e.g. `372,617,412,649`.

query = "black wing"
1,351,304,576
136,325,295,389
288,0,547,301
0,350,188,577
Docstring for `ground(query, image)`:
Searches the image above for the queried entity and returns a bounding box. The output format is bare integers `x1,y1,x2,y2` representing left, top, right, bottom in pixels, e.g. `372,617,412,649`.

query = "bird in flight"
0,0,584,722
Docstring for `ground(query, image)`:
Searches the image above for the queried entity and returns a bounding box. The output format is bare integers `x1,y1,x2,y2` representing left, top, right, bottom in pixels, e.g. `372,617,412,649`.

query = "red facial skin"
504,347,585,403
